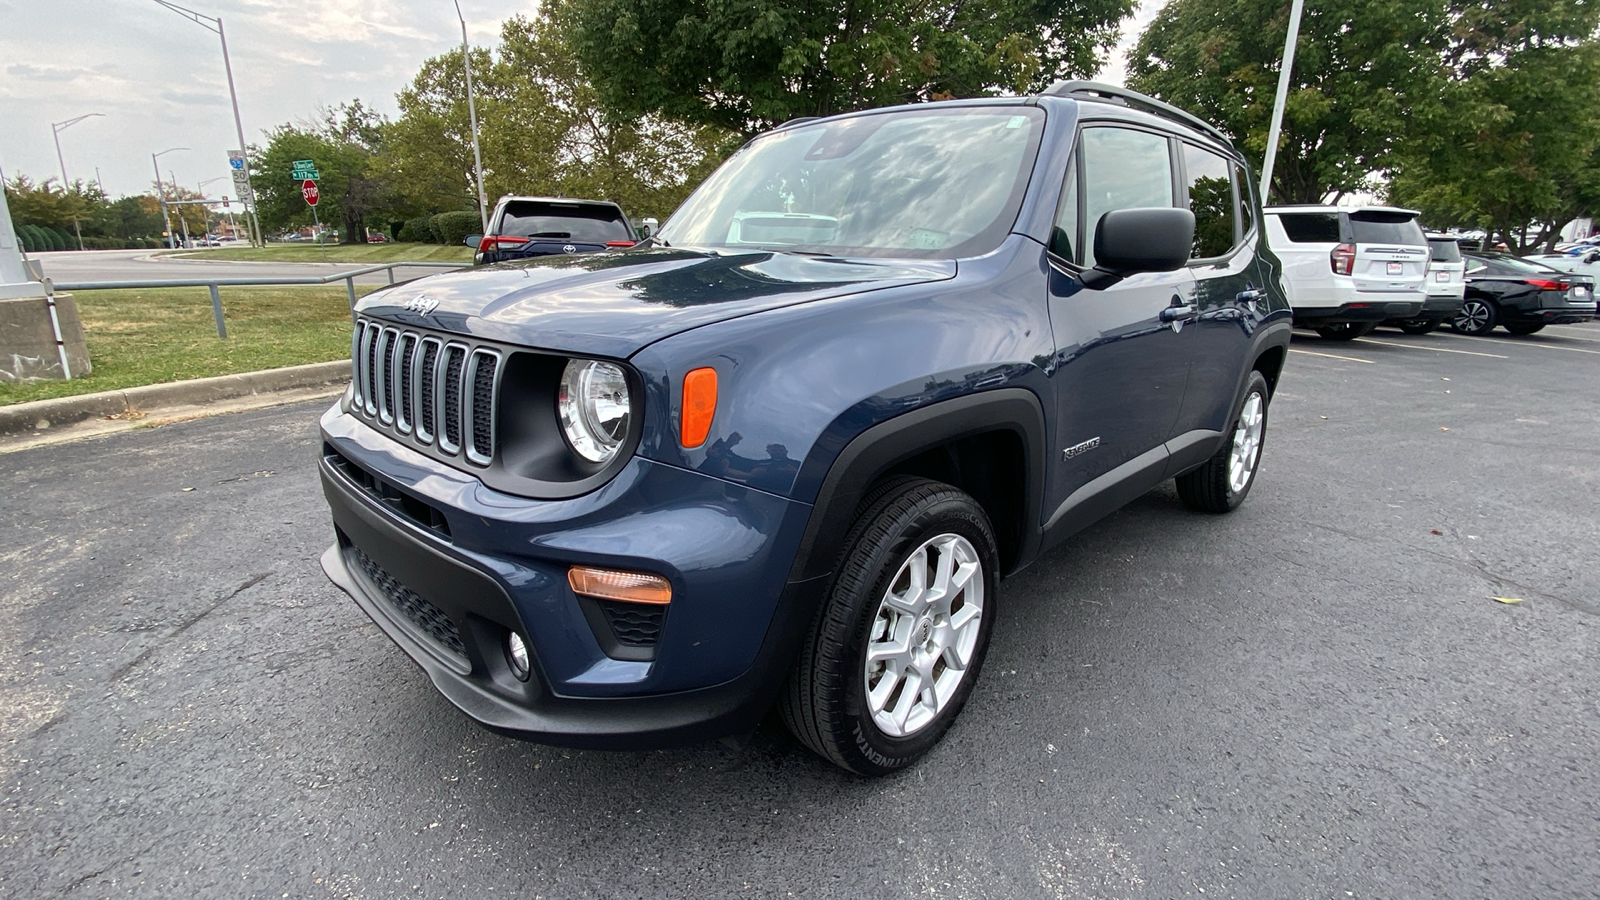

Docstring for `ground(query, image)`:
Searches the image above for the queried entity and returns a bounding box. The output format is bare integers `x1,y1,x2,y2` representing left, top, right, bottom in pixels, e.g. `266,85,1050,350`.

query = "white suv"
1263,206,1429,339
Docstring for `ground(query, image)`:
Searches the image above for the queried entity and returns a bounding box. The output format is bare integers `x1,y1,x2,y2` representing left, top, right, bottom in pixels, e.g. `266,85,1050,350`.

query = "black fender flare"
785,388,1049,585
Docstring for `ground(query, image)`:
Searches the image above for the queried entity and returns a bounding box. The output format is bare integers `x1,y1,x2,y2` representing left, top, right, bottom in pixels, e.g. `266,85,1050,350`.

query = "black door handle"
1160,304,1198,322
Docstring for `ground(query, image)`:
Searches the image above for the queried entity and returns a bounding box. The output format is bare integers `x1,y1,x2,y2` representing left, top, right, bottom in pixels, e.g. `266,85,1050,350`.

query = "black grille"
418,340,438,437
397,335,417,429
600,601,665,647
350,320,500,467
470,354,497,459
350,545,467,662
442,346,465,449
325,444,451,538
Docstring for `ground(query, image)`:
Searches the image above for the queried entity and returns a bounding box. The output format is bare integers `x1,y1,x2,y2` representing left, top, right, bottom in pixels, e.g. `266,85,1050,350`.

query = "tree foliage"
1387,2,1600,251
1128,0,1448,204
251,101,389,243
379,8,733,223
568,0,1134,136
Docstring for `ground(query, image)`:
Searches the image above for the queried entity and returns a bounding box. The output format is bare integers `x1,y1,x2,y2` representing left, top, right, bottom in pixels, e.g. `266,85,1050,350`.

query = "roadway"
28,248,457,287
1,323,1597,897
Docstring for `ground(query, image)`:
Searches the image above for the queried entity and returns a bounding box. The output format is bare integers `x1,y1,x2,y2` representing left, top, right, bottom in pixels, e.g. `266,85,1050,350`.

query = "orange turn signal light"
681,366,718,449
568,566,672,605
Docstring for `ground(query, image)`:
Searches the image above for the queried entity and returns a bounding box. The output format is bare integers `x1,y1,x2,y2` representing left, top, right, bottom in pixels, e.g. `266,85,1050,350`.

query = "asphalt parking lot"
2,322,1597,899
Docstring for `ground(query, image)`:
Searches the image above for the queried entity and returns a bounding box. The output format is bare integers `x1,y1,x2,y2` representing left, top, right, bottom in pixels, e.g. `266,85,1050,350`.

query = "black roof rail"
1043,81,1233,147
775,116,822,131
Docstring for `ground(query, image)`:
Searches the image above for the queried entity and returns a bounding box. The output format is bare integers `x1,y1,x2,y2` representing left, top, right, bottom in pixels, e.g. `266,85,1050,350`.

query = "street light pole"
152,147,188,250
170,169,191,248
51,112,104,251
453,0,490,235
1259,0,1305,203
151,1,265,248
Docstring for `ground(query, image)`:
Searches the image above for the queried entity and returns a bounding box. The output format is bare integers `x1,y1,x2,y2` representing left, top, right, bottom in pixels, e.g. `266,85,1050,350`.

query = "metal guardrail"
53,261,467,339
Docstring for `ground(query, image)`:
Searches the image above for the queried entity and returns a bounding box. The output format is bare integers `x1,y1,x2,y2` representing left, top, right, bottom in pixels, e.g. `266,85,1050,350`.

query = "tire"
782,477,999,776
1176,370,1270,514
1398,318,1440,335
1504,322,1546,335
1315,322,1376,340
1450,297,1498,335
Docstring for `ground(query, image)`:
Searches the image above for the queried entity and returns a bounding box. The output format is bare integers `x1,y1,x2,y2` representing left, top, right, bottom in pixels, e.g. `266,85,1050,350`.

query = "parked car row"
1264,205,1596,338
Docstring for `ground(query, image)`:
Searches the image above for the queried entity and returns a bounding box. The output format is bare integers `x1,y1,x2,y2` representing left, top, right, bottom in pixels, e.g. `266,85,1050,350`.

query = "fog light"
506,631,531,681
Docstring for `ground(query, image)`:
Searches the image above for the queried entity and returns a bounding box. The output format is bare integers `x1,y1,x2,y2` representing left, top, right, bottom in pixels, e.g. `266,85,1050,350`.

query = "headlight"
558,359,630,463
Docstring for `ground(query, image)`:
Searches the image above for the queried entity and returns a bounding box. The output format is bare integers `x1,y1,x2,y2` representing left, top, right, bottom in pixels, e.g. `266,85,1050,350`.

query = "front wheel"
1398,318,1440,335
782,477,998,776
1450,298,1498,336
1316,322,1376,341
1504,322,1546,335
1176,370,1270,513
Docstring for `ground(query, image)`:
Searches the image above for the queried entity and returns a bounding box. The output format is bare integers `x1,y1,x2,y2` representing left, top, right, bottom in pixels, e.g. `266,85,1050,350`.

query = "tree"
251,101,390,243
1387,3,1600,251
1128,0,1455,204
379,9,734,222
568,0,1134,137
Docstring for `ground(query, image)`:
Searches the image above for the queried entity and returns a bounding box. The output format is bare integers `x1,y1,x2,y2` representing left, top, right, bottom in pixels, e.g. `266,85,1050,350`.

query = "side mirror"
464,234,483,248
1079,207,1196,290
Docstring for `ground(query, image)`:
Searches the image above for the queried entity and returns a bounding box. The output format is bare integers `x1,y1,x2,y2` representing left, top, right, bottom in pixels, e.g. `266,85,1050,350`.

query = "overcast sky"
0,0,1162,201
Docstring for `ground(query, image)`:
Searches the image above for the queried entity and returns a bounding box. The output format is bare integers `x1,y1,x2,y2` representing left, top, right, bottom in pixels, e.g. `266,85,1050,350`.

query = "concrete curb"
0,360,350,437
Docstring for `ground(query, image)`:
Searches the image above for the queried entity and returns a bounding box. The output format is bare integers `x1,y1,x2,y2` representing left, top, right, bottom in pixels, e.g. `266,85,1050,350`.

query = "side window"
1081,127,1175,267
1050,156,1079,263
1278,213,1341,243
1182,143,1236,258
1234,163,1254,237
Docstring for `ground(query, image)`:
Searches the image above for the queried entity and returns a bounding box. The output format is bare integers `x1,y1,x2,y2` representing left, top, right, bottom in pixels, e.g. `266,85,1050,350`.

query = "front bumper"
318,405,824,748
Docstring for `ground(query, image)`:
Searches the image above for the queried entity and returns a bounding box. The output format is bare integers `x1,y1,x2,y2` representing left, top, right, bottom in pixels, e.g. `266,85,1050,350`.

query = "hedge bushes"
395,216,432,243
12,226,163,252
431,210,481,247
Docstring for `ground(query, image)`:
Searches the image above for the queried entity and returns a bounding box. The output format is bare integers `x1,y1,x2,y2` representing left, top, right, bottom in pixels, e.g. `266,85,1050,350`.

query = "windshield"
658,107,1046,258
496,201,632,243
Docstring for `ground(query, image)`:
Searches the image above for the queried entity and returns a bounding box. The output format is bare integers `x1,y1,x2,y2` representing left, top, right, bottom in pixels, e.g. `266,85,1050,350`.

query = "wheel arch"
786,389,1048,584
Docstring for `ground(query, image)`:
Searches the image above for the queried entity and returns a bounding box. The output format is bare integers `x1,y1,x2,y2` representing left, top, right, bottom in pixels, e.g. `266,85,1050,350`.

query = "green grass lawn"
1,285,369,406
164,242,473,264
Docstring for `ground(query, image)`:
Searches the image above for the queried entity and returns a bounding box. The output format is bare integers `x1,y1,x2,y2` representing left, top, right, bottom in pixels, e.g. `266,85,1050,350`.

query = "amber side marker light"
681,366,718,448
568,566,673,605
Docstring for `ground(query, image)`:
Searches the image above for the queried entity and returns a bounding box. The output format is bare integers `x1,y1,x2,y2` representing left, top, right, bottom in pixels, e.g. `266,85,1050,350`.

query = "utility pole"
51,113,104,251
170,169,190,248
453,0,490,235
151,1,265,247
1259,0,1305,203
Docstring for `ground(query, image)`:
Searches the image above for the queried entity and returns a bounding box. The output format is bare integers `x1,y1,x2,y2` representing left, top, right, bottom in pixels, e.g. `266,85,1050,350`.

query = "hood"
357,248,958,358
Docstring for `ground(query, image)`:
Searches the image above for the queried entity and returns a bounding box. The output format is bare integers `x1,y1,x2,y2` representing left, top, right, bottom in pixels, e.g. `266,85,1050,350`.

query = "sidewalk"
0,360,349,452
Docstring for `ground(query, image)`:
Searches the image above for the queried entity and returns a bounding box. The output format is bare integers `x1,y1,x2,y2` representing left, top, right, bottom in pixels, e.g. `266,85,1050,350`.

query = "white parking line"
1448,334,1600,355
1352,337,1509,359
1289,348,1375,364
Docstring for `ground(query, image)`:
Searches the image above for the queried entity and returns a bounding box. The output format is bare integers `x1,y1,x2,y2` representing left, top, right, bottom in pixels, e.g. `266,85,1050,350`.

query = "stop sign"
301,179,319,206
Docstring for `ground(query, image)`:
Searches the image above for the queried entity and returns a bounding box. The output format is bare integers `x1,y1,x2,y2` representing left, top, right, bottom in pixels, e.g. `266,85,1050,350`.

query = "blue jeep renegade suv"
318,83,1292,775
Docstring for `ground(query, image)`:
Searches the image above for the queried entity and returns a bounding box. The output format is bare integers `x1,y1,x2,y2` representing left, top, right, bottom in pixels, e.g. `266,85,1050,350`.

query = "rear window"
1350,212,1425,246
1427,238,1462,262
1276,213,1340,243
496,201,632,242
1469,254,1563,276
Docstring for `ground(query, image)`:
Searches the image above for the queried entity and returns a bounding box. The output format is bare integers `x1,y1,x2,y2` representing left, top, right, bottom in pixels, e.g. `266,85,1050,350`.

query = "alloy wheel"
1228,391,1265,494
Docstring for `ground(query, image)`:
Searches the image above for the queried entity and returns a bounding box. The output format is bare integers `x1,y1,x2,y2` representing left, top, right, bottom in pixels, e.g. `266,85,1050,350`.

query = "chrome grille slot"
350,322,367,408
396,334,417,434
465,349,500,465
378,328,399,425
348,318,505,471
416,338,440,443
439,344,466,455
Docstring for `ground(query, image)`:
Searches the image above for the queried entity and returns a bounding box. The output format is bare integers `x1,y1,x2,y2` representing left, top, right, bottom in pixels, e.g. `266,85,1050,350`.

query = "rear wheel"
1450,298,1498,336
1398,318,1440,335
1504,322,1546,335
1176,371,1270,513
782,477,998,776
1316,322,1376,341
